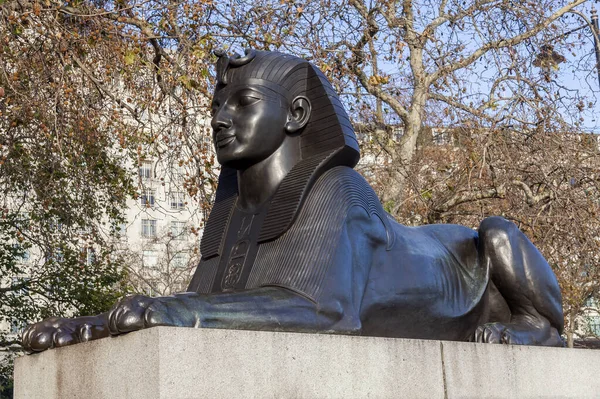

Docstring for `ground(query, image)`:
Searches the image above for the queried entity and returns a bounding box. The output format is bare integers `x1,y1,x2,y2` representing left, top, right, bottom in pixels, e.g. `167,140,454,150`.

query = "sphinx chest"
210,206,267,292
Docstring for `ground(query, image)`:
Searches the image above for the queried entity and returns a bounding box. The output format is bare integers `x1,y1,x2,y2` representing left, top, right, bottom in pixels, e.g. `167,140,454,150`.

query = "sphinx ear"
285,96,312,134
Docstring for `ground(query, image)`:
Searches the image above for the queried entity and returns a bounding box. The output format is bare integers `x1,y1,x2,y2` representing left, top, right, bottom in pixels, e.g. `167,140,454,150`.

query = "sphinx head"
200,50,361,257
210,49,357,170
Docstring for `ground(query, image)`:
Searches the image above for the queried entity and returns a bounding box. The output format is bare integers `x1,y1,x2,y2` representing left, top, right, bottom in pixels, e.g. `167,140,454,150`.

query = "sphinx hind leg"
475,216,564,346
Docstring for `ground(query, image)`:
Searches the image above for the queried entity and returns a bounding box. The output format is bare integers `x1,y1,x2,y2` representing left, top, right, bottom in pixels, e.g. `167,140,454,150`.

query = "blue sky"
555,3,600,133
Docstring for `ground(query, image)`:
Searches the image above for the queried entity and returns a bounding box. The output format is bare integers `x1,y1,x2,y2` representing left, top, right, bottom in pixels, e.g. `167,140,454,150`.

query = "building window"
142,250,159,268
171,253,189,268
139,160,153,180
145,279,160,296
12,277,30,296
46,249,64,263
141,219,157,238
13,244,29,262
15,212,29,229
78,226,92,236
85,248,96,265
10,320,26,335
172,280,188,293
111,222,127,238
171,221,186,240
172,166,186,181
141,188,156,207
585,297,596,308
432,128,451,145
49,219,64,232
170,192,185,210
588,315,600,336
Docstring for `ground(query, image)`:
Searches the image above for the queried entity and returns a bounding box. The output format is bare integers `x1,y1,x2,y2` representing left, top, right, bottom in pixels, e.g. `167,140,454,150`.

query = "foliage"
0,0,214,324
0,356,13,399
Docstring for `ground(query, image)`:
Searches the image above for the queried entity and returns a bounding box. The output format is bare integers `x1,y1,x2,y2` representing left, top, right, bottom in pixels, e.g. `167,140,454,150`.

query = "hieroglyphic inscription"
221,215,254,289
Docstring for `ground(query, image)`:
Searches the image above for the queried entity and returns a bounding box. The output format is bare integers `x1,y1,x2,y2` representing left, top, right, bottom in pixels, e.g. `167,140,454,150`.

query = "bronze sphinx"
22,50,564,352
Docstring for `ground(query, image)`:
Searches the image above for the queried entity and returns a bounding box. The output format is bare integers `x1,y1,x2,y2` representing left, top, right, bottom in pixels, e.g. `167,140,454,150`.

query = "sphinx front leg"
107,286,345,335
475,216,564,346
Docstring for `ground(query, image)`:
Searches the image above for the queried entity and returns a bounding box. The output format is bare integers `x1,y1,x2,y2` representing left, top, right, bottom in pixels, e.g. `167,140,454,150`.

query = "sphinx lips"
216,134,235,148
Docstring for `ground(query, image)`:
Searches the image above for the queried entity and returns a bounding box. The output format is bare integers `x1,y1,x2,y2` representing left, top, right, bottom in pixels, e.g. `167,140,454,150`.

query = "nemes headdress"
201,49,360,258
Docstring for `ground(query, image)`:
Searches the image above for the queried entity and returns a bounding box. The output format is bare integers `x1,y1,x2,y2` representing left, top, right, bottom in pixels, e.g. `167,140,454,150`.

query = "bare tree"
122,230,200,297
211,0,596,210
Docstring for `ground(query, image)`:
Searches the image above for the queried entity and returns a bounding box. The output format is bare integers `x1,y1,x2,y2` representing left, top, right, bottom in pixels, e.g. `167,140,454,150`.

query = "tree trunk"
384,94,425,216
566,308,575,348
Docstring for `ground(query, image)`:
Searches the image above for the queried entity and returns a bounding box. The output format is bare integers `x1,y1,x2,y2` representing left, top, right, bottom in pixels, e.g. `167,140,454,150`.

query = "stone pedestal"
14,327,600,398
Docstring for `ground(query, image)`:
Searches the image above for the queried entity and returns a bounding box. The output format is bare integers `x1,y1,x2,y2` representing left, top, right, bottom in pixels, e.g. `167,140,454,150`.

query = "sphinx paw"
474,321,560,345
22,316,107,353
474,322,514,344
108,294,199,335
22,317,77,353
108,295,155,335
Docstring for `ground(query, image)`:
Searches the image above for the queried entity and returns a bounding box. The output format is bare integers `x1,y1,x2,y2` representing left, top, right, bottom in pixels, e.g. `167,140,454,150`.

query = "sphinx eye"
210,101,219,116
238,95,260,107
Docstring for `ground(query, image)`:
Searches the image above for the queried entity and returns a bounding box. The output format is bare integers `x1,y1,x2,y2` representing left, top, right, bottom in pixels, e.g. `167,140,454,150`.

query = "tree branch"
346,0,410,123
435,185,506,213
426,0,587,85
429,92,501,122
511,180,554,205
71,55,139,118
422,0,498,42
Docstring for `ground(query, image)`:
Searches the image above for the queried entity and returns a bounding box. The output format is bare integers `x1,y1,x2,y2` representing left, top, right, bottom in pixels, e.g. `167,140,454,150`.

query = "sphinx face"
211,83,290,169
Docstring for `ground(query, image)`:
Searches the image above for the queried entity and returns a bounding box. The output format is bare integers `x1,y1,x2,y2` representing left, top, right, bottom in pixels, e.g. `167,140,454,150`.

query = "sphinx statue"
22,49,564,353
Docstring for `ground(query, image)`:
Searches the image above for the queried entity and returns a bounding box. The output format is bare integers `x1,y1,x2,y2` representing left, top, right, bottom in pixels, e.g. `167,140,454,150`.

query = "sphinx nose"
211,109,232,132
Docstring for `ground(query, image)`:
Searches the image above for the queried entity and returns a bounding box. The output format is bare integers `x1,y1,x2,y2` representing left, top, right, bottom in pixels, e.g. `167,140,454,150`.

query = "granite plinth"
14,327,600,398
